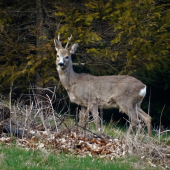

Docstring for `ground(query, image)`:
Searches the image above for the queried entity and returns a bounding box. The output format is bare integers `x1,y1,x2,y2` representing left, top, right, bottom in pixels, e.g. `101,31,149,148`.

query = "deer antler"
54,33,62,48
58,33,60,41
65,35,72,49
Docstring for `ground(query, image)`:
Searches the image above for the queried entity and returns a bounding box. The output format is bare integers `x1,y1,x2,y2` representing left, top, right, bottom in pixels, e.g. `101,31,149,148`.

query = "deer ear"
70,43,78,54
54,38,62,51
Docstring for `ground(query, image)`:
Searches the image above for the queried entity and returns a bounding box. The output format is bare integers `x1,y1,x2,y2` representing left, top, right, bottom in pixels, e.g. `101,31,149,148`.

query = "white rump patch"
139,86,146,97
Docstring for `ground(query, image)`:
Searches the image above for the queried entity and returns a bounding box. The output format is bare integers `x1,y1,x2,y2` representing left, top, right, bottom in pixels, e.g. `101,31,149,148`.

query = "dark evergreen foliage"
0,0,170,127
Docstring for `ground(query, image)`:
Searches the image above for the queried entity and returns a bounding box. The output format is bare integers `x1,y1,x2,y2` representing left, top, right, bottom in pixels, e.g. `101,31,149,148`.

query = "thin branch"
148,88,151,116
153,130,170,139
159,105,166,142
75,124,104,139
46,94,58,133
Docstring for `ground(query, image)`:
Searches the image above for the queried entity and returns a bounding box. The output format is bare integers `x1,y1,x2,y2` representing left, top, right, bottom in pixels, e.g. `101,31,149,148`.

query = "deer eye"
65,56,69,59
57,55,59,58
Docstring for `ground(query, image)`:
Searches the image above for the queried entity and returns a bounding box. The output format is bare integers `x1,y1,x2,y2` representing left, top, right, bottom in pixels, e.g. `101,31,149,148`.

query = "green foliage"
55,2,102,46
0,7,10,33
0,0,58,90
1,0,170,85
54,0,170,83
108,0,170,81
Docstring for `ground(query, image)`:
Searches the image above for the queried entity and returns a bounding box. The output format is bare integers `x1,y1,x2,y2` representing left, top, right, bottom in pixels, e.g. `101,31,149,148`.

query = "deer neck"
57,64,76,91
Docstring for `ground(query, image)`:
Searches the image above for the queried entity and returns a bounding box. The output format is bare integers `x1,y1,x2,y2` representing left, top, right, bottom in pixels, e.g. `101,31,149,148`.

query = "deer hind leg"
119,103,139,135
136,107,152,136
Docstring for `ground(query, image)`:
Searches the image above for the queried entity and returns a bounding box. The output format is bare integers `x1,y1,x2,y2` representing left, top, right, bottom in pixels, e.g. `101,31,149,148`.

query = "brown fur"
54,37,152,136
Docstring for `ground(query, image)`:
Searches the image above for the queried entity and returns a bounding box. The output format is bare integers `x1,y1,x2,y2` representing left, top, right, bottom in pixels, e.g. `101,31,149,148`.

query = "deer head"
54,34,78,71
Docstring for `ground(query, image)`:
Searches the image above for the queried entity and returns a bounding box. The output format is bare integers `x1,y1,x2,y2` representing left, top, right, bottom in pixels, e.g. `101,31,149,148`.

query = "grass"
160,133,170,145
103,122,126,138
104,120,170,145
0,144,141,170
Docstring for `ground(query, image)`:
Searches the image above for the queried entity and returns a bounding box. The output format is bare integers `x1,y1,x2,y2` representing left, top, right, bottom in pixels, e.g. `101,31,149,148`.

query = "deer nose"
58,62,64,66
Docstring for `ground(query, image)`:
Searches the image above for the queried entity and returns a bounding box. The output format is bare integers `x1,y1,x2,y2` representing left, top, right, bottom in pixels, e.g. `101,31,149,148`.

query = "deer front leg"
90,104,100,131
79,106,88,127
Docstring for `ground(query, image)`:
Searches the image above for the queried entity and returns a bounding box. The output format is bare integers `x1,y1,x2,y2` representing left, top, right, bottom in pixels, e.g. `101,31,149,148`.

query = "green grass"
152,131,170,146
102,121,127,138
0,144,142,170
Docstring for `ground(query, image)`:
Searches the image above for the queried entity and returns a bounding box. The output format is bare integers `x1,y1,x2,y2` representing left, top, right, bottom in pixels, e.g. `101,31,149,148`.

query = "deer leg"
100,107,103,132
136,107,152,136
134,121,142,141
90,104,100,131
127,121,136,135
79,106,87,127
119,103,138,135
84,108,89,127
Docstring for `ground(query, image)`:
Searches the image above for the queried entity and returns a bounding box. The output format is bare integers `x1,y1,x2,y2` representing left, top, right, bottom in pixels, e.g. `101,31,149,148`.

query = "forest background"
0,0,170,129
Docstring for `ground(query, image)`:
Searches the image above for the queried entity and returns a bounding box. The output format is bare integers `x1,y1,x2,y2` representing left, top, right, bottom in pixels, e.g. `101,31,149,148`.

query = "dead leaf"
31,136,37,143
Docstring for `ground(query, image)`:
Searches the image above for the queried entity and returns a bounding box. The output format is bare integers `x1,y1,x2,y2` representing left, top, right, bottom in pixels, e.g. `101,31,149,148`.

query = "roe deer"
54,35,152,136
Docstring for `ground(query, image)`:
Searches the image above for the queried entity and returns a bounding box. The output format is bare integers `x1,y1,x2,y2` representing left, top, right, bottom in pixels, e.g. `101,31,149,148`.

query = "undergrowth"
0,93,170,170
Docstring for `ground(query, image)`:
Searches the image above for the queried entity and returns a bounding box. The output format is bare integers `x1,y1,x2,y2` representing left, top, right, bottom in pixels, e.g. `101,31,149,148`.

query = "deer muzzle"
58,62,64,67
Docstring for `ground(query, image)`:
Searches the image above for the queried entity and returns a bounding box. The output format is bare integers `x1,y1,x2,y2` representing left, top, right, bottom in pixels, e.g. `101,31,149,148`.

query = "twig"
148,88,151,115
123,117,130,123
46,94,71,133
159,105,166,142
46,94,59,132
68,101,70,119
75,124,104,139
25,102,33,125
153,130,170,139
53,108,71,133
9,82,13,137
51,86,56,102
